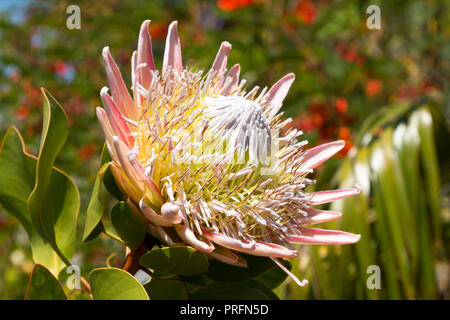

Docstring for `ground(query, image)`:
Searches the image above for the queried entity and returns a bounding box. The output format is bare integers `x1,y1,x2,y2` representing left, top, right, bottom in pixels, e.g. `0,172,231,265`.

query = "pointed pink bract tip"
102,46,110,58
285,72,295,79
169,20,178,28
100,86,109,96
222,41,232,49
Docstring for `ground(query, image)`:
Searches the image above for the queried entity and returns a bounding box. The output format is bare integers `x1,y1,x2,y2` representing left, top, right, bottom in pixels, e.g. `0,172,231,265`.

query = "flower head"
97,20,360,285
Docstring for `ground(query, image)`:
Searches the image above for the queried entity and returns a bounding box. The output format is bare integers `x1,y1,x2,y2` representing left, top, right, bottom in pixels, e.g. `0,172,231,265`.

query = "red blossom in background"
217,0,254,11
336,126,353,157
15,105,30,120
335,97,348,113
336,42,365,66
289,98,355,158
53,60,68,77
149,22,168,39
295,0,317,25
78,142,97,161
365,79,382,97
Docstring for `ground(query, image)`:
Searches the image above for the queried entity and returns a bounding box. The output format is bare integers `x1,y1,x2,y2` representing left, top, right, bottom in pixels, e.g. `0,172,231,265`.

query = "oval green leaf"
89,267,149,300
67,289,92,300
139,246,209,277
25,264,66,300
205,253,277,282
189,280,277,300
145,279,188,300
111,201,145,249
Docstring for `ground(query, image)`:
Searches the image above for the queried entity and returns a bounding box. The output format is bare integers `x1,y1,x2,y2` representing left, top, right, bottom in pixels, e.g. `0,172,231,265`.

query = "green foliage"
205,253,280,282
82,163,107,241
190,280,277,300
140,246,209,277
24,264,66,300
145,279,188,300
67,289,92,300
0,101,79,275
282,101,447,299
140,247,282,299
111,202,145,249
28,89,79,267
89,267,149,300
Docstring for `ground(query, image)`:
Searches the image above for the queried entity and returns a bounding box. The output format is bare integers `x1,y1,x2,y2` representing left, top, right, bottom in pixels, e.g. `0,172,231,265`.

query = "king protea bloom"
96,20,361,285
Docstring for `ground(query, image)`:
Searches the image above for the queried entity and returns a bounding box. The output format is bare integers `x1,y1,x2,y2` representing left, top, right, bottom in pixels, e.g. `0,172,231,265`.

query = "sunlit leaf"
89,267,149,300
0,127,66,275
82,162,108,242
67,289,92,300
24,264,66,300
28,89,79,266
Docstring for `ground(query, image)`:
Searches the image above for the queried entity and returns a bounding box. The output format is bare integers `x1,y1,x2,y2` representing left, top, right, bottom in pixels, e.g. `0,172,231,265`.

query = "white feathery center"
204,95,272,166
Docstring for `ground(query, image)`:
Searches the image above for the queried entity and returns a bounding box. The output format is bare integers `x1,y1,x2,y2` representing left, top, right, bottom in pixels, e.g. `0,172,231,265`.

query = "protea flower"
96,20,361,285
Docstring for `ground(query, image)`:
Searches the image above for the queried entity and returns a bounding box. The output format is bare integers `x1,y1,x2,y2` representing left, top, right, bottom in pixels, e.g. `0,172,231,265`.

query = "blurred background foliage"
0,0,448,299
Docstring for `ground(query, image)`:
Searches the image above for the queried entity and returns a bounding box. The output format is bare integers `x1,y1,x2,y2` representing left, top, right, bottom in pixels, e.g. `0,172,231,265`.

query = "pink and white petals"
100,87,134,148
96,19,363,287
288,227,361,245
208,246,248,268
211,41,232,76
300,140,345,171
102,46,137,120
174,224,215,253
265,73,295,120
139,199,174,227
249,242,298,258
202,229,256,252
137,20,156,88
162,21,182,75
222,64,240,95
112,137,163,206
109,162,142,202
297,207,342,225
95,107,117,160
309,185,361,205
160,202,183,224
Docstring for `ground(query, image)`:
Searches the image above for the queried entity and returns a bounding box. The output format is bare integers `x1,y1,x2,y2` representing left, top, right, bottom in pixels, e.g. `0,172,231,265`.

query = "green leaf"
179,274,208,287
254,259,291,289
89,267,149,300
28,88,80,266
100,142,124,200
139,246,209,277
0,127,34,233
82,162,108,242
67,290,92,300
111,201,145,249
24,264,66,300
190,280,277,300
0,127,65,275
83,143,125,242
145,279,188,300
205,253,277,282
